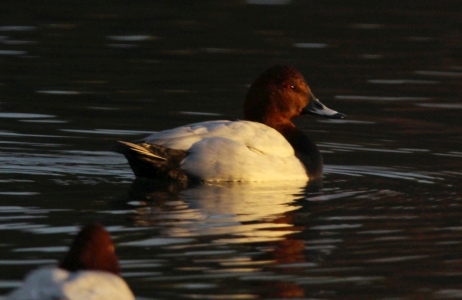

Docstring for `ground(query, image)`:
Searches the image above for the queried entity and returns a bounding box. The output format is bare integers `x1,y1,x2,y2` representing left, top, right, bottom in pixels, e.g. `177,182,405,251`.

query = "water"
0,1,461,299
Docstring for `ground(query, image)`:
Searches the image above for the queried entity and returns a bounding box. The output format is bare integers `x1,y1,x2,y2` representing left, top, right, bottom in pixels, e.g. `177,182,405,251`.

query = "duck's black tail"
114,141,189,182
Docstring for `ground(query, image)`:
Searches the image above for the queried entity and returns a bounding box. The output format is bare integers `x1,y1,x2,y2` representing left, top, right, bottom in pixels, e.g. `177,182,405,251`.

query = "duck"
3,223,134,300
115,65,344,183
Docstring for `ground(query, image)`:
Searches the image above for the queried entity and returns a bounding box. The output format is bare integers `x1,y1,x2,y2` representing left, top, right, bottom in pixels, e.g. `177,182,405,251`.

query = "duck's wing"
114,141,188,181
143,120,295,156
142,120,235,150
116,141,166,160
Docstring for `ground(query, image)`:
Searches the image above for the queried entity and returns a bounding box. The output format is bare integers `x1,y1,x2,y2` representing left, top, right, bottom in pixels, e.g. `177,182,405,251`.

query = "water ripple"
324,165,439,183
0,150,131,179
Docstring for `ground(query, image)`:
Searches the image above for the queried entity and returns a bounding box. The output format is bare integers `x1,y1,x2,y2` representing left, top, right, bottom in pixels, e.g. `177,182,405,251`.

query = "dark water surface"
1,1,461,299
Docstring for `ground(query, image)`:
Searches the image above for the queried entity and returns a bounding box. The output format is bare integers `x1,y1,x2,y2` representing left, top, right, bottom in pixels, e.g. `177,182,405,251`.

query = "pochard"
116,65,344,183
3,223,134,300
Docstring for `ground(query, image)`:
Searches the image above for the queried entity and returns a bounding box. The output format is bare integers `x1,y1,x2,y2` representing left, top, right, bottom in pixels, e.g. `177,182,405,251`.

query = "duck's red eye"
286,84,295,90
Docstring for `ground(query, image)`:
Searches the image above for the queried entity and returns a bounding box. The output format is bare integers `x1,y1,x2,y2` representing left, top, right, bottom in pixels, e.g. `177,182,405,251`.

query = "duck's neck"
273,123,323,180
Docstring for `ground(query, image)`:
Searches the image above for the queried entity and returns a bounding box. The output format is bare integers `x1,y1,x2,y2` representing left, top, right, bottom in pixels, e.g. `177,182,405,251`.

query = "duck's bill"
302,93,345,119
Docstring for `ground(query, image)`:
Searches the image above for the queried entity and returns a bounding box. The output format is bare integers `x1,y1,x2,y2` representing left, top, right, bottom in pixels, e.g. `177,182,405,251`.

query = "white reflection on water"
202,48,234,54
0,50,26,56
435,289,462,298
334,95,432,101
87,106,119,111
0,223,47,231
13,246,68,253
0,141,62,147
293,43,328,49
417,103,462,109
0,192,38,196
366,255,428,263
415,70,462,78
179,111,223,117
360,54,383,59
247,0,291,5
60,128,153,135
183,182,305,221
121,237,195,247
0,112,67,124
318,119,374,124
0,260,56,265
0,113,55,119
128,181,307,245
107,44,138,49
368,79,439,85
324,165,439,183
310,224,362,231
408,36,434,42
320,142,415,154
20,119,68,124
0,26,36,31
349,23,385,29
434,151,462,158
305,190,366,202
0,150,131,179
0,131,68,138
107,35,153,42
36,90,81,95
2,40,36,45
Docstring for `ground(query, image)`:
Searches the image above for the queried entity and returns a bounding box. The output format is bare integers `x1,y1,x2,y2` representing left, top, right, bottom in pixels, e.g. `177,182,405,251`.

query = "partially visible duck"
3,223,134,300
116,65,344,183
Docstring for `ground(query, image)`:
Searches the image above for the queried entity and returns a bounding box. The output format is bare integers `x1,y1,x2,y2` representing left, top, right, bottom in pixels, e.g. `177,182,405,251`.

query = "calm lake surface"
1,1,461,299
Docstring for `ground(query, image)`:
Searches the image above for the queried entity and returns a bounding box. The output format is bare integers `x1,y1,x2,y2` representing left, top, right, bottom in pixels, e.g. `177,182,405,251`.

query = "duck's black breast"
285,129,323,180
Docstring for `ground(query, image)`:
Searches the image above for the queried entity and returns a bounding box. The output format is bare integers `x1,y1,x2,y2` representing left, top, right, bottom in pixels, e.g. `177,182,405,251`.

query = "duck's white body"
4,266,134,300
142,120,308,182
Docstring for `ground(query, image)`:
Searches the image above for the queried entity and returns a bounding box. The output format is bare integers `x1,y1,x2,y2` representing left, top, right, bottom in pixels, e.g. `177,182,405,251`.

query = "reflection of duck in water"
116,65,344,183
125,179,318,243
123,180,319,298
4,223,134,300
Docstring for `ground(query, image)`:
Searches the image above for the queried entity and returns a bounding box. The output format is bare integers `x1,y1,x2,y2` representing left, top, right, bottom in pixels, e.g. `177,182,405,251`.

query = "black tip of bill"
329,112,346,119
